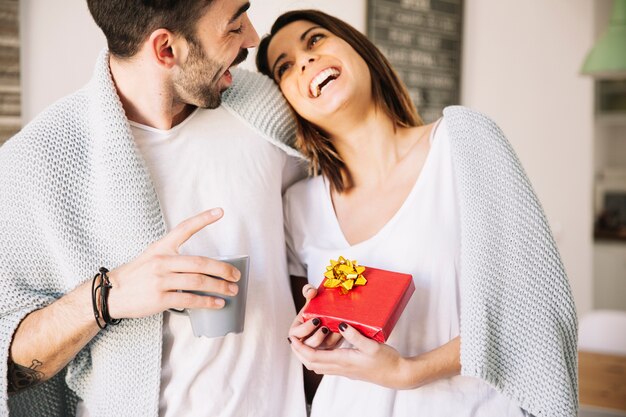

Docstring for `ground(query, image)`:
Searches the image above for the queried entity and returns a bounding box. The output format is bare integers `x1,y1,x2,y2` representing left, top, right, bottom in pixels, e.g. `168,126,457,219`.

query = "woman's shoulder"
442,106,506,140
443,105,496,124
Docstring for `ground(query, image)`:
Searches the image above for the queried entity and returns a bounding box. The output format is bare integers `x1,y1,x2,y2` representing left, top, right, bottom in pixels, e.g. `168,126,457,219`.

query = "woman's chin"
305,109,340,130
305,94,348,120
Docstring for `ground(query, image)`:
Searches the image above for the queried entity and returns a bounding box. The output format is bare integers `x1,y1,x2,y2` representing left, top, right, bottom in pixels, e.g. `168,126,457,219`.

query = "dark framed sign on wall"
0,0,20,146
367,0,463,123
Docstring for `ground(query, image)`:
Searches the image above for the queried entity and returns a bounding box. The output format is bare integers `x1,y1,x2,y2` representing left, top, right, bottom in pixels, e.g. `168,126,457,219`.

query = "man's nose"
242,15,259,48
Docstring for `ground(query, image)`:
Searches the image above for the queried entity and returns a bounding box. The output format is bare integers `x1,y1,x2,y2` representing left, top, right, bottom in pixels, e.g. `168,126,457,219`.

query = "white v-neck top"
283,118,524,417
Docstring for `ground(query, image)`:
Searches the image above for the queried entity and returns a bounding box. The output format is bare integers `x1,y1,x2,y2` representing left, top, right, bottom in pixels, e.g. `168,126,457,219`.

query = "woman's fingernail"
210,207,223,216
312,318,321,326
287,337,292,344
338,322,347,332
321,327,329,335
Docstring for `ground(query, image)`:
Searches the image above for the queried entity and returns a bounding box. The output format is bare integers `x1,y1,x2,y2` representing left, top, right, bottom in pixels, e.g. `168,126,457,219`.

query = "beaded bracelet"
91,267,122,329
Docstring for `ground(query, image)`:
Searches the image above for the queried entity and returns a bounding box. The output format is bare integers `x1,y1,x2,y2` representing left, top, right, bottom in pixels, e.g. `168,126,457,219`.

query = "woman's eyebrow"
271,26,325,76
299,26,322,41
271,53,287,77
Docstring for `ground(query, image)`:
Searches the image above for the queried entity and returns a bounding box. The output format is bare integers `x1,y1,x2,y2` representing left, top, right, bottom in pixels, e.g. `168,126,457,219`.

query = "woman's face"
266,20,372,127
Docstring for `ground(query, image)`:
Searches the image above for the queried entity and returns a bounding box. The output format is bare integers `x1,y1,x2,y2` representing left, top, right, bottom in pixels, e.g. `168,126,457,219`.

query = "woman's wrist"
398,355,428,390
398,337,462,390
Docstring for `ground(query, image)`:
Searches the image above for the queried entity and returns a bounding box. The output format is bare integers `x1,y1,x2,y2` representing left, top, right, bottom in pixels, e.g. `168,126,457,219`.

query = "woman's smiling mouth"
309,67,341,98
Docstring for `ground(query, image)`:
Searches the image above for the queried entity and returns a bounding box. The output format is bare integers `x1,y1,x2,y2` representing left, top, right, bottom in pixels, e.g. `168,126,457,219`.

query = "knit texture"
443,106,578,417
0,50,298,417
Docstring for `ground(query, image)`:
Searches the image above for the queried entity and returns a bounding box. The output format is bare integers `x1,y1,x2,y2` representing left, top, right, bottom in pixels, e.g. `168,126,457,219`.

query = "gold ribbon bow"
323,256,367,294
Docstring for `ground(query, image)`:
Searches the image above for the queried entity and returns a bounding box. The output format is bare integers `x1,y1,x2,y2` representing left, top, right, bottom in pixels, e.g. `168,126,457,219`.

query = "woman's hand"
288,284,343,349
289,324,461,390
289,322,410,388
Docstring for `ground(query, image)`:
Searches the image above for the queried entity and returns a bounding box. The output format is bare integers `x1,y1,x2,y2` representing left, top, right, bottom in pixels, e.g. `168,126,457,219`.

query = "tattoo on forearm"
7,358,45,394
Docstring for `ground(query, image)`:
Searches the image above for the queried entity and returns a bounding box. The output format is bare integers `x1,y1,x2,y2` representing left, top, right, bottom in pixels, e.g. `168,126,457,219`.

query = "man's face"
173,0,259,109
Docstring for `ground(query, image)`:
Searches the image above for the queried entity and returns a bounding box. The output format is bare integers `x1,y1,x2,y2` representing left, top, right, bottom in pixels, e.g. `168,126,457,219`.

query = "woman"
256,10,577,417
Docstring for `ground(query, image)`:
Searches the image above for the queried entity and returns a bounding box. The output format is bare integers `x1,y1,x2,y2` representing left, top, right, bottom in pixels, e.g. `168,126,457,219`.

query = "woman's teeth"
309,68,340,98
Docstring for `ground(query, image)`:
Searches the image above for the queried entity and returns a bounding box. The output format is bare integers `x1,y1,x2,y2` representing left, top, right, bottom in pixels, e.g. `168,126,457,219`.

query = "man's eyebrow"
271,26,324,77
229,2,251,24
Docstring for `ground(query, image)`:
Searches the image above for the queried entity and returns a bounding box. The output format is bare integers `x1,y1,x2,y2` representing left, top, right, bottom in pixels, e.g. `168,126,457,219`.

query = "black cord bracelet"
91,267,122,329
91,271,106,329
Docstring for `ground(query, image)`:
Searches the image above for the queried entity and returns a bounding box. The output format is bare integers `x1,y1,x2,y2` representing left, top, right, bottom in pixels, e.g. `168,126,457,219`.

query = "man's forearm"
8,280,100,394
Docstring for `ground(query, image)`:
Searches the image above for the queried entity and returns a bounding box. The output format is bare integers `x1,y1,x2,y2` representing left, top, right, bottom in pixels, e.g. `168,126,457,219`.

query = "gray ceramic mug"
170,255,250,338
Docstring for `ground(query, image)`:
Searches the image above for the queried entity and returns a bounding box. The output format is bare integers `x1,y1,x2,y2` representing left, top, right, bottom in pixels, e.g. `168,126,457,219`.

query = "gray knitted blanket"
0,50,577,416
443,106,578,417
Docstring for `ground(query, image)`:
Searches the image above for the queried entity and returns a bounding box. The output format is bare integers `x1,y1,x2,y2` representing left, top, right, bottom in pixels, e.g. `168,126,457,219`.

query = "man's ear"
148,28,186,69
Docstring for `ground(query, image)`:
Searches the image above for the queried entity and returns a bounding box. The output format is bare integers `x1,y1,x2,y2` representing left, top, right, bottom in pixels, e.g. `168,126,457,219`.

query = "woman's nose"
300,57,316,72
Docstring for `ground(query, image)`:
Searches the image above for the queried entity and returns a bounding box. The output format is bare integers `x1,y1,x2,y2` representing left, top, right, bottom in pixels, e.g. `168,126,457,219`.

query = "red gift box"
302,266,415,343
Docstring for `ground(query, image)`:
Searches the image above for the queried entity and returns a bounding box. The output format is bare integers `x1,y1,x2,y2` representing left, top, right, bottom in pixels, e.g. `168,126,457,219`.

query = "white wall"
460,0,595,316
20,0,105,122
20,0,596,316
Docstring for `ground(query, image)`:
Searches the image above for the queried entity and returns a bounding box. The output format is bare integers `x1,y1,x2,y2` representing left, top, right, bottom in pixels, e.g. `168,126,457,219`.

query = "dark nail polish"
287,337,292,344
312,318,321,326
321,327,329,335
338,322,347,332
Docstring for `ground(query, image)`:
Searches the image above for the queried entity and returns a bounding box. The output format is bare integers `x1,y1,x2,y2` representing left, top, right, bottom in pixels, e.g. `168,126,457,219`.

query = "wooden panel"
0,0,20,146
579,351,626,411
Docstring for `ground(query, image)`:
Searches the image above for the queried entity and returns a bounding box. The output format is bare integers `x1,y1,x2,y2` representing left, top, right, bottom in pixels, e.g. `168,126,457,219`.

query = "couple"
0,2,577,417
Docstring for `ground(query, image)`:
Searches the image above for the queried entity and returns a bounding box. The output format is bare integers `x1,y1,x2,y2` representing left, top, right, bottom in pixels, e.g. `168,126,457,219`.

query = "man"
0,1,306,416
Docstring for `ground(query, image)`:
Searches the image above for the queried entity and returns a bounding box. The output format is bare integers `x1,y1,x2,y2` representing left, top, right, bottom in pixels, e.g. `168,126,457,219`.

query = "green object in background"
582,0,626,79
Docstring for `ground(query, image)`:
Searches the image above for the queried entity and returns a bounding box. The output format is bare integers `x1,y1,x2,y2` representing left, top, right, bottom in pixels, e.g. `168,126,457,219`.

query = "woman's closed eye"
276,61,293,81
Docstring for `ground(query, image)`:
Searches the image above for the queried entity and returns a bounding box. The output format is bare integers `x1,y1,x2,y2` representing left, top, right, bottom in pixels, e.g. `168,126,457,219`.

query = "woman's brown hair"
257,9,422,193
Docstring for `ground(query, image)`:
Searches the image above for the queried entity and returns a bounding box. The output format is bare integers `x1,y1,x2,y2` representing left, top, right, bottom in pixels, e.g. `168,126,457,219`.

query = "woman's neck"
324,107,419,189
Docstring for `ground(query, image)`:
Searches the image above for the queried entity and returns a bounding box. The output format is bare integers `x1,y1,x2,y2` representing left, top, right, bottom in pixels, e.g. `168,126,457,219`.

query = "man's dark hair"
87,0,213,58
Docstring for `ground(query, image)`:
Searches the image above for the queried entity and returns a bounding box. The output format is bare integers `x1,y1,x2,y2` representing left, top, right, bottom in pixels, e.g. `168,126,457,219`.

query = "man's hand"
8,208,238,394
107,208,240,319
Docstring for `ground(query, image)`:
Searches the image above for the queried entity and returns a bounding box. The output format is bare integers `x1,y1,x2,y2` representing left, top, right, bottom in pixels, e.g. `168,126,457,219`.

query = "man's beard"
173,40,248,109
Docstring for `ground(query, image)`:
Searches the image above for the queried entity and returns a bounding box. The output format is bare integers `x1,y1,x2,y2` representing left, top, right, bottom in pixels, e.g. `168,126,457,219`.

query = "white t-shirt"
77,106,307,417
283,119,525,417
